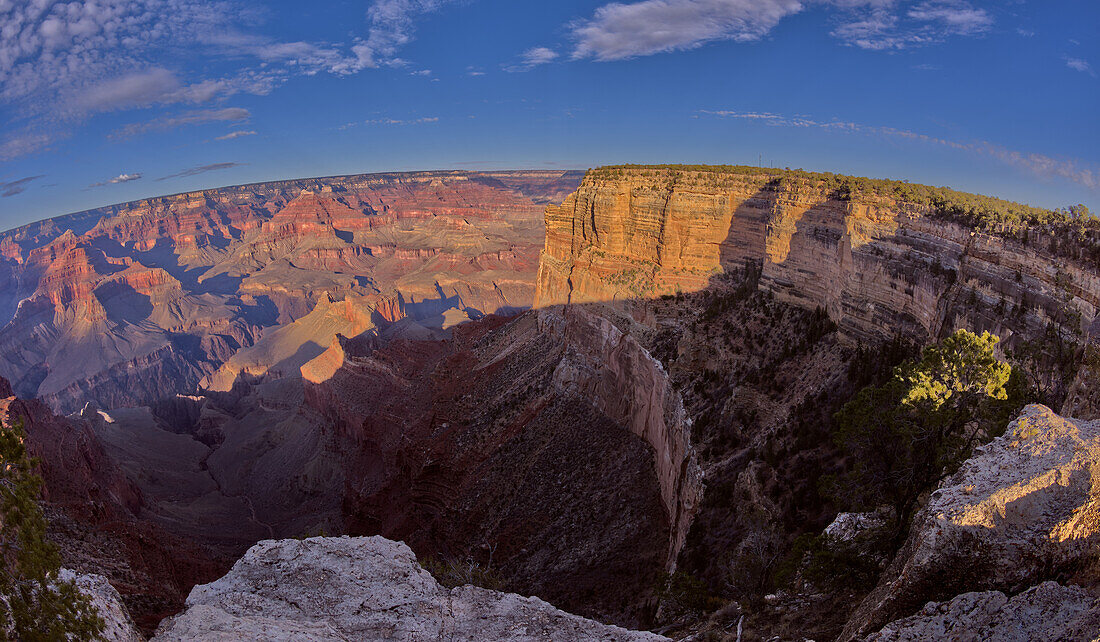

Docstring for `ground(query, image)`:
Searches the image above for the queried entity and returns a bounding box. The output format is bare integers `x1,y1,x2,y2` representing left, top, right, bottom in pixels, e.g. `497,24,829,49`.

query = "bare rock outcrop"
841,404,1100,640
59,569,143,642
152,536,667,641
862,582,1100,642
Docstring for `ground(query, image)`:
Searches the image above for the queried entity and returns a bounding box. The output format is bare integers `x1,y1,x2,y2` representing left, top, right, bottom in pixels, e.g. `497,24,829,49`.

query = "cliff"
0,170,579,412
537,167,1098,411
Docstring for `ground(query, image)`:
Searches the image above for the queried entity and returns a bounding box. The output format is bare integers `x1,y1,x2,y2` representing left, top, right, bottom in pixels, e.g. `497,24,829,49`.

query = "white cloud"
364,0,455,64
215,130,257,141
504,46,560,72
0,0,456,160
831,0,991,49
567,0,992,59
571,0,805,61
1066,57,1096,77
0,133,52,162
90,172,143,188
363,116,440,125
699,109,1098,190
907,1,992,36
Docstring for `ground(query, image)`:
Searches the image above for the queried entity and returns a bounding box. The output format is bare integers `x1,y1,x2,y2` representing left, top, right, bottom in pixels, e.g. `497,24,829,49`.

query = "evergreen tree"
0,418,103,641
831,330,1026,540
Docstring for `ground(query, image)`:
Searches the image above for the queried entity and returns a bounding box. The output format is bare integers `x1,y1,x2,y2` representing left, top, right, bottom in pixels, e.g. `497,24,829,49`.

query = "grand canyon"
1,163,1097,641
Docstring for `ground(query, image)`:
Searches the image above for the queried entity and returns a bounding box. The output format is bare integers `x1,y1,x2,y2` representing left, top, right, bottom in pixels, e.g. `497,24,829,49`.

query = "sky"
0,0,1096,230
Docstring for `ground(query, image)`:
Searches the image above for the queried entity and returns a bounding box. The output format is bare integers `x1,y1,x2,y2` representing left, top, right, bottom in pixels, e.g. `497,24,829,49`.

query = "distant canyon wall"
0,170,581,412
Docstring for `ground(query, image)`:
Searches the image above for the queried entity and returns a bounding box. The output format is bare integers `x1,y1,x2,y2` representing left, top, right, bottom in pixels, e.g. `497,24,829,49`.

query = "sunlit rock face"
151,537,668,642
840,404,1100,640
538,168,1099,412
0,170,582,413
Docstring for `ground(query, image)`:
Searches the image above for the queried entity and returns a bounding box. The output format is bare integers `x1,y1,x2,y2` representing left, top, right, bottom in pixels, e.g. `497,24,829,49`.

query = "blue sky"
0,0,1096,229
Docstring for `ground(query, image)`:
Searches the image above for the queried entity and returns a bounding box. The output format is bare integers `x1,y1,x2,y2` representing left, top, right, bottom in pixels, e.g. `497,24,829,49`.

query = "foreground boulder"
863,582,1100,642
152,536,668,641
59,570,143,642
842,405,1100,639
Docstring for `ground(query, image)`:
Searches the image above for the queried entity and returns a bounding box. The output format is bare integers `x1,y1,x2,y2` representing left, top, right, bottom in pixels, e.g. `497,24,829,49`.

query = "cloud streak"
112,108,251,139
215,130,257,141
0,175,46,197
156,162,247,181
698,109,1098,190
0,0,457,160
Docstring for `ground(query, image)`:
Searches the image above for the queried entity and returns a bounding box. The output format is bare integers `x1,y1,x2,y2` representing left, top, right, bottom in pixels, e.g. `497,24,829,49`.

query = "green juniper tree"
831,330,1027,540
0,418,103,641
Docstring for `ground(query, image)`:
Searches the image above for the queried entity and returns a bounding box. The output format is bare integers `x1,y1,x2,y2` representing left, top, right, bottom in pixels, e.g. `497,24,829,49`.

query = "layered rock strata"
0,170,581,412
537,168,1098,411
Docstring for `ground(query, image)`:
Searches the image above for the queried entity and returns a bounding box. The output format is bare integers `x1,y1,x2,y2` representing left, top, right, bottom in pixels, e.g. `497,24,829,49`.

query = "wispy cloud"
90,173,143,188
505,47,560,72
0,0,457,160
698,109,1098,190
570,0,803,61
0,175,46,198
112,108,252,139
156,162,247,181
831,0,992,50
215,130,258,141
1065,57,1096,77
567,0,993,60
364,116,440,125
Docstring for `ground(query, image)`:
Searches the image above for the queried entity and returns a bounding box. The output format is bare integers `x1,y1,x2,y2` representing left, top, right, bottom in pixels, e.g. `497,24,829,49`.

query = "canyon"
2,165,1098,640
0,170,580,413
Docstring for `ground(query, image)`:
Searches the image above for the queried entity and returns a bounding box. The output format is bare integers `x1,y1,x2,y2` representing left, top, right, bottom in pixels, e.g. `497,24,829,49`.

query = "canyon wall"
0,170,581,412
538,167,1099,412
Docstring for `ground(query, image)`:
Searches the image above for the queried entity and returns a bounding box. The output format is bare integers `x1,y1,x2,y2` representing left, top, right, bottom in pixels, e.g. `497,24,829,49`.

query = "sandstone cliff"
537,167,1098,412
152,536,667,641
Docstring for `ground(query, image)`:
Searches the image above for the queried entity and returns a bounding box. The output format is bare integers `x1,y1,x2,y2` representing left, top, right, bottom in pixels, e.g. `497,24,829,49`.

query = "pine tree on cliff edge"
829,329,1027,541
0,417,103,641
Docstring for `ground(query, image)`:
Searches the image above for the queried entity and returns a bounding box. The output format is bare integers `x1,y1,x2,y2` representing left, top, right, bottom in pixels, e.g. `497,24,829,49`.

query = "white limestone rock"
59,569,143,642
863,581,1100,642
152,536,668,641
841,404,1100,640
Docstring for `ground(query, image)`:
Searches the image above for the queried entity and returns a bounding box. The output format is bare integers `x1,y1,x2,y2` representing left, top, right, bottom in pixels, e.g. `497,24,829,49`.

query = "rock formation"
58,570,143,642
538,167,1098,412
862,582,1100,642
0,170,581,413
152,536,667,641
841,404,1100,640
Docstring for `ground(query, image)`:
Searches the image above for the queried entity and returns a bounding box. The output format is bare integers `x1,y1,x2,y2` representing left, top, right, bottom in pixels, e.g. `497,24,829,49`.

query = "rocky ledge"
844,404,1100,639
863,581,1100,642
151,536,667,641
